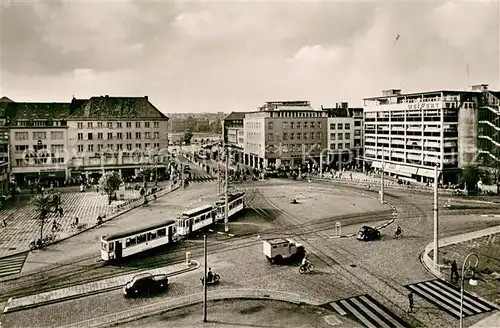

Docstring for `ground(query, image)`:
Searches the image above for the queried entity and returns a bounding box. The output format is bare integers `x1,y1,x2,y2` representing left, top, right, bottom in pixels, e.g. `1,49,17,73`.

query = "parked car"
123,273,168,297
356,226,381,241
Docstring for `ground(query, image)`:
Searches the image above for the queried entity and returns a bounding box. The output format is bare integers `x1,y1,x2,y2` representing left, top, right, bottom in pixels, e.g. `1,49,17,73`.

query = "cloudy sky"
1,0,499,113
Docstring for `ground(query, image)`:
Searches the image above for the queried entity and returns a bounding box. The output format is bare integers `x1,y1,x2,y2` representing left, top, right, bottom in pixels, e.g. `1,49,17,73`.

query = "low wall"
421,225,500,279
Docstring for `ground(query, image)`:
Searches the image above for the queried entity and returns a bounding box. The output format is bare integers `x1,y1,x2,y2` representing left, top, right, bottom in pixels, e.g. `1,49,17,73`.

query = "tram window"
148,232,157,240
101,242,106,251
137,234,147,243
157,228,166,237
211,211,215,218
109,242,114,251
125,237,137,247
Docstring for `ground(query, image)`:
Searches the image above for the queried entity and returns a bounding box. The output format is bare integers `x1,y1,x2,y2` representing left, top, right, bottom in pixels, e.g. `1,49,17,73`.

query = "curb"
57,289,308,328
0,184,181,263
480,214,500,217
3,260,200,314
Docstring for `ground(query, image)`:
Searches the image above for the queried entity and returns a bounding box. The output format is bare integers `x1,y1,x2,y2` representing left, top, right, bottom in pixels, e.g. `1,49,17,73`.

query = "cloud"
1,1,499,112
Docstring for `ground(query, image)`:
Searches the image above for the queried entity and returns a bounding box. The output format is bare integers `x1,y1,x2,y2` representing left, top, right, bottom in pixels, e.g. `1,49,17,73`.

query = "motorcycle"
299,262,315,274
200,273,220,285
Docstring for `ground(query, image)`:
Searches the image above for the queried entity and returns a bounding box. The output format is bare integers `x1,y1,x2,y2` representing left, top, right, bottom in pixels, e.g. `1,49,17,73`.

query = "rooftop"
223,111,246,121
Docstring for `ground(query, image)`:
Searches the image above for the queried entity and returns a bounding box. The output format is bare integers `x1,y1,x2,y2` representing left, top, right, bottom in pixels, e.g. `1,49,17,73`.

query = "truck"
263,238,305,264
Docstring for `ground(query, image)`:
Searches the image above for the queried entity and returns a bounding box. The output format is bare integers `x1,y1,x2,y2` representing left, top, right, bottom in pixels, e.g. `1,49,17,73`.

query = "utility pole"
380,147,385,204
433,164,439,270
203,235,207,322
224,144,229,233
216,142,220,195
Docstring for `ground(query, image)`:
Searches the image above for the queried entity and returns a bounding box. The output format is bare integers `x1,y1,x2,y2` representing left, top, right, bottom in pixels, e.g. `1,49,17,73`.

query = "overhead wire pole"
224,144,229,232
203,235,207,322
380,147,385,204
433,164,439,270
216,140,221,195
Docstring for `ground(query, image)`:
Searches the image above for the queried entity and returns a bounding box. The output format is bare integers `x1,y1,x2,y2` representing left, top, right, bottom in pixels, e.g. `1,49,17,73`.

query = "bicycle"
393,229,404,239
299,262,315,274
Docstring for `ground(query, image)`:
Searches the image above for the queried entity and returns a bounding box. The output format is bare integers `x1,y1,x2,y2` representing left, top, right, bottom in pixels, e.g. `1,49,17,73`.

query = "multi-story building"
363,87,490,184
222,112,246,162
243,101,328,168
67,96,169,181
6,102,71,186
322,102,364,167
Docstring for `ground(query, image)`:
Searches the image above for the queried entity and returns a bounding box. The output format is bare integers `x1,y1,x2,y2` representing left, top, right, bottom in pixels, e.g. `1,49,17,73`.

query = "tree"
99,171,123,205
31,191,61,241
183,131,193,146
209,121,222,134
461,166,481,193
185,116,197,132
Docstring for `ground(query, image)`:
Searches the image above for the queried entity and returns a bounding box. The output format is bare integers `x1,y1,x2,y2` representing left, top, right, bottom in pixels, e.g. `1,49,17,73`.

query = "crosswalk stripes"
0,253,27,278
329,294,409,328
405,279,498,319
190,176,216,183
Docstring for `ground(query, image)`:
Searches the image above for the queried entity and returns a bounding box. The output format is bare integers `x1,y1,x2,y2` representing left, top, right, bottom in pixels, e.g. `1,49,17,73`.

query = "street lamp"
460,252,479,328
319,148,330,178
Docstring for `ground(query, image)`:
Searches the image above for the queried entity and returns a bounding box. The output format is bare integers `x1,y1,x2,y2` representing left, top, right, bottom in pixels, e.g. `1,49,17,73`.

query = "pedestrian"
407,292,414,313
451,260,459,281
59,207,63,217
1,219,6,228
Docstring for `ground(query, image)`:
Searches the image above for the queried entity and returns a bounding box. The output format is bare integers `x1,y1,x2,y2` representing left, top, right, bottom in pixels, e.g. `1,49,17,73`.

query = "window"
136,234,146,243
330,133,336,140
88,133,93,140
127,144,132,150
77,145,84,152
310,122,315,129
296,122,301,129
337,133,343,140
268,133,273,141
154,122,159,128
157,228,166,237
147,231,157,240
283,133,288,140
136,122,141,128
144,143,150,149
51,158,64,164
87,122,93,128
145,122,150,128
337,143,343,150
116,122,122,128
145,132,151,139
354,121,361,127
268,122,273,129
345,133,350,139
153,143,160,149
117,132,123,139
345,143,350,149
153,132,160,139
126,122,132,128
98,122,103,128
297,133,301,140
107,133,113,140
107,144,114,150
51,144,64,153
107,122,113,128
290,122,294,129
98,144,103,151
98,133,103,140
354,130,361,136
125,237,136,247
117,144,123,151
290,133,294,140
15,132,29,140
330,144,336,150
337,123,343,129
283,122,289,129
330,123,335,130
318,122,321,129
77,133,83,140
345,123,350,129
15,145,28,152
33,132,47,140
136,143,142,149
50,131,64,140
135,132,141,139
126,132,132,139
304,122,308,128
88,144,94,152
78,122,83,129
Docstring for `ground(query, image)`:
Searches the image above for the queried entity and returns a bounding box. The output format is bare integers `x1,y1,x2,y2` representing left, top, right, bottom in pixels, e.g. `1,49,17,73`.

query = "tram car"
176,204,217,237
100,219,177,261
215,192,246,222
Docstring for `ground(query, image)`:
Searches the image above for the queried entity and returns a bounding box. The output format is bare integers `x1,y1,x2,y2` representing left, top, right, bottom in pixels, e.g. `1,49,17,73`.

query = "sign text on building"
407,102,442,110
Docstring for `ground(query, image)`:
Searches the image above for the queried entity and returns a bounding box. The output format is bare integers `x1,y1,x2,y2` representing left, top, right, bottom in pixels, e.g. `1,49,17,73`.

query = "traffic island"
2,260,200,314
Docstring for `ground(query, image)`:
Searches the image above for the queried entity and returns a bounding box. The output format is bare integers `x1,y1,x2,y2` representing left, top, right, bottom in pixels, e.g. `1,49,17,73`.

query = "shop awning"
371,161,383,169
417,167,438,178
399,165,418,175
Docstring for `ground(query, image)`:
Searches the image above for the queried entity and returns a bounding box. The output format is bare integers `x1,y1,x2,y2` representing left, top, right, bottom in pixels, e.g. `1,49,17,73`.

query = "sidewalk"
421,226,500,327
2,260,200,313
0,181,175,258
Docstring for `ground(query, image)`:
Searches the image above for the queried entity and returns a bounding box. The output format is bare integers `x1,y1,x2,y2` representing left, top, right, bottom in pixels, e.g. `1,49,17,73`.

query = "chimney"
145,96,148,101
105,95,109,99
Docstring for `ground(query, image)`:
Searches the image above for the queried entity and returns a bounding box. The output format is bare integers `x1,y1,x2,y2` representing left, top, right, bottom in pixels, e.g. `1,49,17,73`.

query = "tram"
100,219,177,261
176,204,217,237
215,192,245,221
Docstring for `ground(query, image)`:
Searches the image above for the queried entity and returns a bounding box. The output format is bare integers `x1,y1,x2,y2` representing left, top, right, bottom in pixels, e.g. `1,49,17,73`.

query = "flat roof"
182,204,214,216
363,90,479,101
265,238,288,244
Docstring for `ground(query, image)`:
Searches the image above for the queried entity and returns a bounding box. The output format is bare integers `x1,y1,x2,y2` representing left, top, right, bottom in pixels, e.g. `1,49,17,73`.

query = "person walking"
451,260,459,282
407,292,414,313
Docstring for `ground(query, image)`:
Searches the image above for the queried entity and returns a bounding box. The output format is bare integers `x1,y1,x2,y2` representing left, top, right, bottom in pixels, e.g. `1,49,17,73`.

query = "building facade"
243,101,328,168
322,103,364,168
67,96,169,181
363,88,488,184
222,112,246,163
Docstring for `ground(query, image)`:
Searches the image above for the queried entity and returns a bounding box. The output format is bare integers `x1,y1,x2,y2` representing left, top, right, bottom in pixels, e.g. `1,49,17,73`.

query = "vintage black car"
356,226,381,241
123,273,168,297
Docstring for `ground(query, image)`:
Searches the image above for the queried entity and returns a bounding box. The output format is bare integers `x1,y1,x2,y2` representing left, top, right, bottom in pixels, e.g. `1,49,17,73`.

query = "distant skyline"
1,0,499,113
